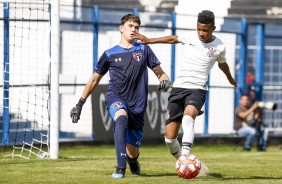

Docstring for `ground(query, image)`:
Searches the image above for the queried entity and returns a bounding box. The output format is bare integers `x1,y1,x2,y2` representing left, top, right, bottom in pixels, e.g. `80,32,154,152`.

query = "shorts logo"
165,110,170,120
189,100,197,104
133,50,142,61
112,101,121,108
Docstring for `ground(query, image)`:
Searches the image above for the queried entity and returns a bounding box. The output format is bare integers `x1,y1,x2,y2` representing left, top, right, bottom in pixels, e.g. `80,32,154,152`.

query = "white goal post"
50,0,60,159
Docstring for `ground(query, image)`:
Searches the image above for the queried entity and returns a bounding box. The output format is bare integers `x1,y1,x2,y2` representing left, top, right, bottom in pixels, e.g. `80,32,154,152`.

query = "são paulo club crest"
112,101,121,108
133,50,142,61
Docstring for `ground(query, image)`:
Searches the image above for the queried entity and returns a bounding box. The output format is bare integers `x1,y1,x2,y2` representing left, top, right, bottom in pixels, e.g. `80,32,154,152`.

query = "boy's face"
119,21,140,41
197,22,215,43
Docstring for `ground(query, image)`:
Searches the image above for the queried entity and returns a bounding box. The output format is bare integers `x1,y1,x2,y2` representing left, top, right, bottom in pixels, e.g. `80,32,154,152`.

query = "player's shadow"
139,173,282,180
141,172,179,177
207,173,223,178
209,173,282,180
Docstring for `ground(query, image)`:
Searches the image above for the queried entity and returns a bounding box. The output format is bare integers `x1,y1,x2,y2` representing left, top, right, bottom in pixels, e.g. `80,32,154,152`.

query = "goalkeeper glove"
158,80,173,93
70,98,86,123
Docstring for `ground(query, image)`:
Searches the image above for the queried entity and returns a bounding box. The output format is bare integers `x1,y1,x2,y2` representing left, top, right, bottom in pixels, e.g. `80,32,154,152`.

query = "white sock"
165,137,182,159
181,115,194,155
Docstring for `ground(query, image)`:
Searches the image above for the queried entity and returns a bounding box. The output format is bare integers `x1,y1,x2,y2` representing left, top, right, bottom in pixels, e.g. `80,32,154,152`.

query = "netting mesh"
0,0,51,159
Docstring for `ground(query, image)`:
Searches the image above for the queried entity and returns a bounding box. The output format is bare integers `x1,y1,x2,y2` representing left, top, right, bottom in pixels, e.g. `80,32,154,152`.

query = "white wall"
59,29,236,136
175,0,232,30
0,2,236,142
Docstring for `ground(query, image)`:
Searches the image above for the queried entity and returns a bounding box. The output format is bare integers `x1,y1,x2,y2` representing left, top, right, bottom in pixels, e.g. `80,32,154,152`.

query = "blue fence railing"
2,4,282,138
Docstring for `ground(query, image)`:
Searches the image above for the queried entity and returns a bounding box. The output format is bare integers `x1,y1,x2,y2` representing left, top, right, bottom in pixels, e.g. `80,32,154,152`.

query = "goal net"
0,0,53,159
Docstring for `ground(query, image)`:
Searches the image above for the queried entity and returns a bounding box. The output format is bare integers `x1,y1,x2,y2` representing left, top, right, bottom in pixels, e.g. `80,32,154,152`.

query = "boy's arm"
81,73,103,100
70,73,103,123
133,33,180,44
153,65,170,82
218,62,237,87
152,65,173,92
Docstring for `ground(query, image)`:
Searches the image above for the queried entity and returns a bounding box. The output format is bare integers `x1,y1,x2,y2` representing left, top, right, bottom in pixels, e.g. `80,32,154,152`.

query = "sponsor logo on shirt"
133,50,142,61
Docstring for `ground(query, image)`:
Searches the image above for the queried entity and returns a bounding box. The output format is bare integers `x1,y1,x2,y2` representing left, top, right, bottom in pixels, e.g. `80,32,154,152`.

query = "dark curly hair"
197,10,215,25
120,14,141,26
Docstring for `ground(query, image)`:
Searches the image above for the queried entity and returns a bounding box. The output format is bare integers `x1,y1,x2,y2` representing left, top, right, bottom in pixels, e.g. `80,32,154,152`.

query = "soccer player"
70,14,172,178
133,10,237,159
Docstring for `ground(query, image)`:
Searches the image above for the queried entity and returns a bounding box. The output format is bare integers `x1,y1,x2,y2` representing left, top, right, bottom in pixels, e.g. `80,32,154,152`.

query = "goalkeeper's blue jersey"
95,43,161,119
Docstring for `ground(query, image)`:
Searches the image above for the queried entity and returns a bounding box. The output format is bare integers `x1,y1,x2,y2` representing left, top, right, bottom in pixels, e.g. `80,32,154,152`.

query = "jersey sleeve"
94,52,109,75
177,32,198,45
217,47,227,63
177,35,186,45
144,45,161,70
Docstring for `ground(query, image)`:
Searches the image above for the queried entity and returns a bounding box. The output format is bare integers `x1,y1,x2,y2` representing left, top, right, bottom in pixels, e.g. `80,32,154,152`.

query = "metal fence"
60,5,282,138
2,4,282,141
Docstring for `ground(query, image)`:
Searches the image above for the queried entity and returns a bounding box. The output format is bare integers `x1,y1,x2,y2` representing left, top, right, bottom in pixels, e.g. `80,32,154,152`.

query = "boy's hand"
158,80,173,93
132,33,149,44
70,98,86,123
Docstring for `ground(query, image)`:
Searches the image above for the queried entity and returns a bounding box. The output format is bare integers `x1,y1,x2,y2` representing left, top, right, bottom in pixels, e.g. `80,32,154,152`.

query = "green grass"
1,144,282,184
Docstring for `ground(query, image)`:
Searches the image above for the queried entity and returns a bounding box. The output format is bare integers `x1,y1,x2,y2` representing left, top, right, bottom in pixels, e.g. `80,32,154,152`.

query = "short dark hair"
120,14,141,26
241,93,249,99
197,10,215,25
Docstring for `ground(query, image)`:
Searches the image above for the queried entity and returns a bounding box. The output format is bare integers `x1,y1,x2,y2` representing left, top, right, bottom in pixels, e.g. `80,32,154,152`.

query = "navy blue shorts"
108,100,144,148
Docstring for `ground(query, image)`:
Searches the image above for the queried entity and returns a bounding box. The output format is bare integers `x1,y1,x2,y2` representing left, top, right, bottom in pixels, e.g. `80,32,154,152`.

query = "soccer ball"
38,152,49,159
175,154,201,179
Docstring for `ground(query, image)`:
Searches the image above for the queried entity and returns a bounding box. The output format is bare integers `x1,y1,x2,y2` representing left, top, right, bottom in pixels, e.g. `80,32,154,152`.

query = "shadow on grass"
208,173,282,180
140,172,178,177
0,157,101,166
126,172,282,180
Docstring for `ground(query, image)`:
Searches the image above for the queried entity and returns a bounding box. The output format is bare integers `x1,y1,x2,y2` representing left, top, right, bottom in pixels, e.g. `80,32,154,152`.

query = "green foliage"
1,144,282,184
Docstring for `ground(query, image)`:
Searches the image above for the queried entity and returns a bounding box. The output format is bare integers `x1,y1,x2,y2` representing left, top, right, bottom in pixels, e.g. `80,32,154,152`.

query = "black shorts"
165,88,206,125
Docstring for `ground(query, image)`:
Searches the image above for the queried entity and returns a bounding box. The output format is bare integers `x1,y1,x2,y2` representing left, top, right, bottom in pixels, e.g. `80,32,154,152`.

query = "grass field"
1,144,282,184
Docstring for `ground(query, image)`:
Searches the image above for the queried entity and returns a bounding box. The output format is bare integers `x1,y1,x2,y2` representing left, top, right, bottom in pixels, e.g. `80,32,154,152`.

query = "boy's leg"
181,90,206,155
108,102,128,179
112,115,128,178
126,129,143,175
181,115,195,155
164,98,183,159
126,145,140,175
164,121,182,159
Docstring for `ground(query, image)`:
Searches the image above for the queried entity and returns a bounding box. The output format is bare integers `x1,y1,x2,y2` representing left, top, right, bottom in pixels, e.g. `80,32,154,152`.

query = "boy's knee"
251,129,256,135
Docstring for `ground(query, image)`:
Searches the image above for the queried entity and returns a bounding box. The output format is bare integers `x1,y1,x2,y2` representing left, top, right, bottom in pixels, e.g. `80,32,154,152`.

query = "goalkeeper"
133,10,237,160
70,14,172,179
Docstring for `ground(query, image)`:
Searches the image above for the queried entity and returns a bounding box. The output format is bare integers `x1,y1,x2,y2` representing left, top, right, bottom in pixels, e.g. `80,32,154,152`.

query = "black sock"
127,155,139,171
127,155,139,164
